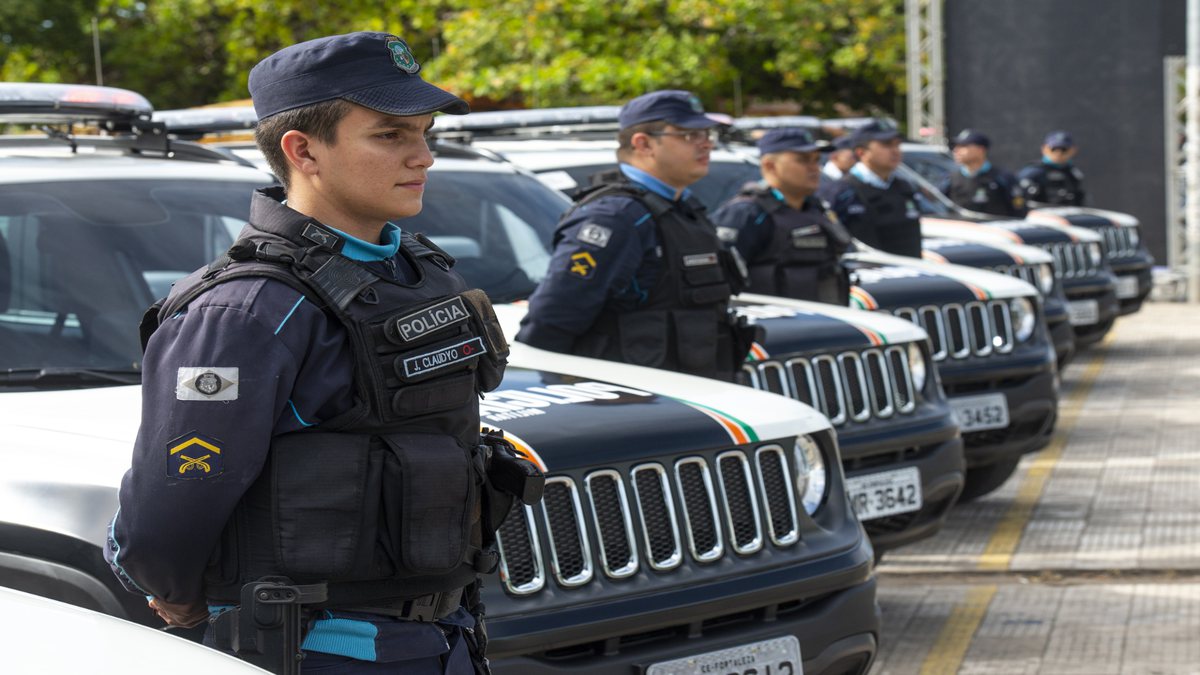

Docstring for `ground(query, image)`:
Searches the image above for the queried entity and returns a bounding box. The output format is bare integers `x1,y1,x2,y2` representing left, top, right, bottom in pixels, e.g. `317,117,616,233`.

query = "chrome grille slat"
811,354,846,425
863,348,895,418
715,451,764,555
631,463,683,571
758,360,790,397
837,352,871,423
540,477,594,587
967,301,993,356
674,457,724,563
496,504,546,595
945,304,971,359
885,345,917,413
784,357,819,408
895,301,1020,362
584,470,639,579
754,445,799,547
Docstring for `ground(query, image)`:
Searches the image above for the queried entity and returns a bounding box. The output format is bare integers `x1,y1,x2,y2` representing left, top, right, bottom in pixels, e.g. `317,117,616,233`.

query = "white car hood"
847,246,1039,300
921,215,1102,244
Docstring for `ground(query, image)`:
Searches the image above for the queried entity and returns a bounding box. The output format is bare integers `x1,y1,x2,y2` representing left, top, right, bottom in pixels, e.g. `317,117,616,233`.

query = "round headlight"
1036,263,1055,294
794,436,828,515
907,341,927,392
1010,297,1036,341
1087,242,1104,266
1128,226,1140,247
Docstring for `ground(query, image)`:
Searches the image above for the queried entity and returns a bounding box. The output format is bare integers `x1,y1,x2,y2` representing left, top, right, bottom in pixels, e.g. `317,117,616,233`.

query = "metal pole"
905,0,922,137
1187,0,1200,301
1165,57,1183,276
91,17,103,86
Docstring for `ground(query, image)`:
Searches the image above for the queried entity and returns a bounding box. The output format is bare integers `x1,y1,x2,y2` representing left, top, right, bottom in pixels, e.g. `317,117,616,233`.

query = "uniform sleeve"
996,171,1027,216
824,183,865,232
516,197,652,353
710,199,772,263
105,292,305,606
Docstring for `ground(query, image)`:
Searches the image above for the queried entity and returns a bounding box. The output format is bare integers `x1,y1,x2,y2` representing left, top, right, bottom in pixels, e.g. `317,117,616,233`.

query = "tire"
958,457,1021,502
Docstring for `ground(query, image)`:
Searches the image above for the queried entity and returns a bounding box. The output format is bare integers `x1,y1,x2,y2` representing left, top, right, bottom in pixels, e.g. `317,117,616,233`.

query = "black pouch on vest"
379,432,477,576
617,310,668,368
671,308,720,374
460,289,509,392
271,432,387,580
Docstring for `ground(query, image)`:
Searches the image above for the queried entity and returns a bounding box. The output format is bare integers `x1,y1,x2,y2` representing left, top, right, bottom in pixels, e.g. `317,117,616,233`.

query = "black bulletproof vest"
570,174,746,381
147,210,510,608
736,186,851,305
1037,164,1085,206
946,166,1017,216
844,174,923,257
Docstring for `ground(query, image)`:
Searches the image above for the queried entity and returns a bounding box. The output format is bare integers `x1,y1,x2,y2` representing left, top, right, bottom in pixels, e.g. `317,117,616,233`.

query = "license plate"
951,392,1010,432
647,636,803,675
1115,275,1139,299
845,466,922,521
1067,299,1099,326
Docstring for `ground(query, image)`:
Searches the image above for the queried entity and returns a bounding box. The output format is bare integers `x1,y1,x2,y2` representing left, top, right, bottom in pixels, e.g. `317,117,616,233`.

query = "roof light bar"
153,106,258,136
431,105,622,134
731,115,822,131
0,83,153,123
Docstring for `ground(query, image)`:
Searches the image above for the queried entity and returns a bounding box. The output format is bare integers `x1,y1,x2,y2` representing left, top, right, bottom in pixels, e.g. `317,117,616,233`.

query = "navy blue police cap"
950,128,990,148
618,90,717,130
1043,130,1074,149
832,134,856,151
248,31,469,120
757,128,825,155
851,120,901,147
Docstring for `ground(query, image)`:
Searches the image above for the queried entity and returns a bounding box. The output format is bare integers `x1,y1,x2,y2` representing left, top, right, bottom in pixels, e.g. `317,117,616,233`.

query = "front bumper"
489,539,878,675
1110,251,1154,316
838,407,965,554
941,350,1059,468
1061,274,1120,346
1042,294,1076,368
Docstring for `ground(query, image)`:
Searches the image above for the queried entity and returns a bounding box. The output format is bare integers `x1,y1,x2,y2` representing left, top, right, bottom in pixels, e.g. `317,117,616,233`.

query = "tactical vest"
843,174,922,257
946,167,1018,217
1037,164,1085,206
569,174,755,382
143,214,514,609
736,186,851,305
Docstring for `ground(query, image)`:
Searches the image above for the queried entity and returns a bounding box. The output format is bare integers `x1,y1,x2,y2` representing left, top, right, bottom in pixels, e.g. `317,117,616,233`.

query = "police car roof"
431,106,622,134
731,115,822,131
0,82,153,124
472,138,754,172
153,105,258,138
0,149,273,185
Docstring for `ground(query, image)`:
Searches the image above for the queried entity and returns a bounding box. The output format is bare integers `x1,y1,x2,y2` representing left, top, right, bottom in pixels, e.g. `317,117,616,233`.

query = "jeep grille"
990,264,1039,288
893,302,1014,363
494,444,804,595
1095,225,1137,259
739,345,916,426
1037,242,1100,278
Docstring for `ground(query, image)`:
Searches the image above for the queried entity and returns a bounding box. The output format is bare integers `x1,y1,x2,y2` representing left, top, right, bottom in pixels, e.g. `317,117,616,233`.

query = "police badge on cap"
386,37,421,74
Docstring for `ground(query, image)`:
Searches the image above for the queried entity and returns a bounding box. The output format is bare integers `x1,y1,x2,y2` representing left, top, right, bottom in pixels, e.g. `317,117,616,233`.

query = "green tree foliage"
0,0,905,116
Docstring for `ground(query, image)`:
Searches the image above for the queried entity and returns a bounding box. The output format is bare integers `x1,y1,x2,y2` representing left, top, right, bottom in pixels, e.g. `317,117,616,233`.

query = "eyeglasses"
646,128,718,145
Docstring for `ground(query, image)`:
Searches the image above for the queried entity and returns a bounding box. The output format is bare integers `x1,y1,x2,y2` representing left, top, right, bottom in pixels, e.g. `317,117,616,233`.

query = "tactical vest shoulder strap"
404,232,457,270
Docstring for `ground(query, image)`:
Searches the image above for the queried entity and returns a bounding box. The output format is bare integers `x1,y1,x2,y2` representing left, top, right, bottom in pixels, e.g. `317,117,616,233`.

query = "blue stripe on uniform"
107,509,150,595
634,213,653,227
288,400,315,428
275,295,306,335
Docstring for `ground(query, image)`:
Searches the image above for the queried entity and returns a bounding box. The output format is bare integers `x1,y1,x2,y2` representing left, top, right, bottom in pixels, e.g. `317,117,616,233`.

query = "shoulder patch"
177,367,238,401
569,251,597,278
168,432,224,479
576,222,613,248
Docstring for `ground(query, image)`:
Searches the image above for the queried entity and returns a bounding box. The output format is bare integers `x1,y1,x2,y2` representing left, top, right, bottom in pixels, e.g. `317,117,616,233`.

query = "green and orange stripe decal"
675,399,759,444
746,342,770,362
855,324,887,346
849,286,878,310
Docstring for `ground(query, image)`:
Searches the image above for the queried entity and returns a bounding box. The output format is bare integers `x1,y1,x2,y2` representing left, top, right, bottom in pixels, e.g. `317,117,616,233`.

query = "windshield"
0,180,255,379
902,149,958,186
401,171,571,302
895,164,963,216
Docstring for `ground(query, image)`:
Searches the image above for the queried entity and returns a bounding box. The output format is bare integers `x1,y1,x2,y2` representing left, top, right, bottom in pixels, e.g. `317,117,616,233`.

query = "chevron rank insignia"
167,432,224,480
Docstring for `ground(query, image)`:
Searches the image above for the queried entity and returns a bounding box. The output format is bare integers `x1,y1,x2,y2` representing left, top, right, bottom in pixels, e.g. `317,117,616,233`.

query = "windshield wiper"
0,366,142,386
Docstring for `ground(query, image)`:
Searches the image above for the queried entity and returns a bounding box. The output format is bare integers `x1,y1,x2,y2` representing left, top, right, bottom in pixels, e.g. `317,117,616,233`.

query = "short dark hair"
254,98,354,189
616,120,669,161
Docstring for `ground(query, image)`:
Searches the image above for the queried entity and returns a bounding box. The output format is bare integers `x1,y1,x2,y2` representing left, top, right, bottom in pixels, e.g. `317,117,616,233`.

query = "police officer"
105,32,537,674
515,89,754,381
940,128,1026,216
821,134,857,182
819,120,923,257
711,128,852,305
1018,130,1086,206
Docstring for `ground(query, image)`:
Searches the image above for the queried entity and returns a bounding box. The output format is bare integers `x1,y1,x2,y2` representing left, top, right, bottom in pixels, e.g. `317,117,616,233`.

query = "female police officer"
105,31,534,674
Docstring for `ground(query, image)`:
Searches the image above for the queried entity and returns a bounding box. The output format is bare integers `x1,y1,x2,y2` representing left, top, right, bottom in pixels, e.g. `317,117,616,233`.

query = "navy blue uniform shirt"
516,163,694,352
105,190,473,665
710,185,828,262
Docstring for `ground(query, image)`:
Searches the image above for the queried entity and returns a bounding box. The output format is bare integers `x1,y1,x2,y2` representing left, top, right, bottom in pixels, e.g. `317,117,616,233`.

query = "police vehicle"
902,143,1154,317
899,161,1121,348
460,108,1057,502
0,86,880,675
0,587,269,674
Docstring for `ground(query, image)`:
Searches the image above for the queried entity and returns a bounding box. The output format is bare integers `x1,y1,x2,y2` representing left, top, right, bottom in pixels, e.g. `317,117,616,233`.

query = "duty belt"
344,588,464,622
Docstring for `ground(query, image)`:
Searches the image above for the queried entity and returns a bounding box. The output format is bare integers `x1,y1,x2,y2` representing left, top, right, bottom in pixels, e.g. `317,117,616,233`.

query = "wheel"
958,457,1021,502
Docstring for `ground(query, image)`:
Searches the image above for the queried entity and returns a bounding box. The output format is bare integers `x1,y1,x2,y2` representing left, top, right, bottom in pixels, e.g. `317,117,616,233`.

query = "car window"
402,171,569,302
0,180,254,373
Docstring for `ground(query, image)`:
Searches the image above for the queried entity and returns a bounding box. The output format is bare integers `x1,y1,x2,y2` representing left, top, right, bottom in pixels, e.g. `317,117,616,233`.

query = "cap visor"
344,79,470,117
672,112,719,129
